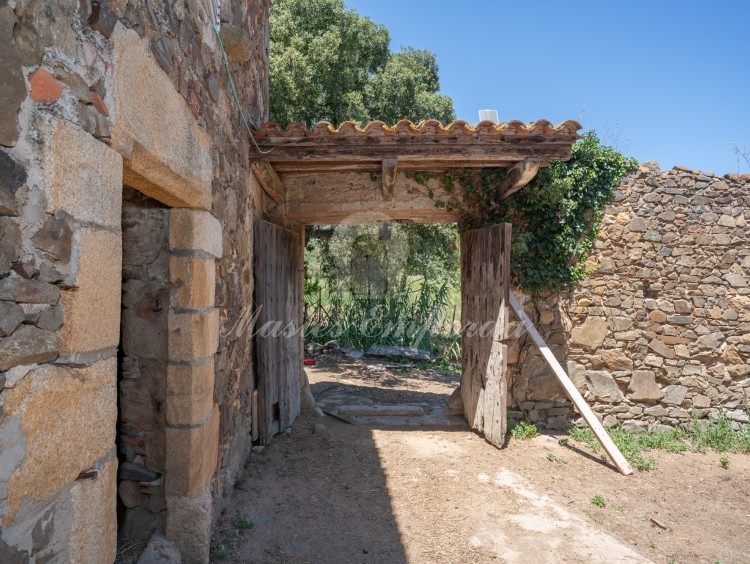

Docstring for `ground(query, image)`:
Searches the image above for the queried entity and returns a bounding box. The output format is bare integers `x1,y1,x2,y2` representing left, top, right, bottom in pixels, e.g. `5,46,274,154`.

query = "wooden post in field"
509,292,634,476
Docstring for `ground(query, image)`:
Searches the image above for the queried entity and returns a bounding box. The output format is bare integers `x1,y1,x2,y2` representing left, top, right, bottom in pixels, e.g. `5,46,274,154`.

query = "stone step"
335,405,426,417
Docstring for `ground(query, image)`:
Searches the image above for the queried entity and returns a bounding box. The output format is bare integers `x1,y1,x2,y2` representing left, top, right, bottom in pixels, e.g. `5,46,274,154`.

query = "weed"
546,453,568,464
720,456,730,470
233,511,254,530
509,421,539,440
591,495,606,508
567,415,750,472
211,545,229,559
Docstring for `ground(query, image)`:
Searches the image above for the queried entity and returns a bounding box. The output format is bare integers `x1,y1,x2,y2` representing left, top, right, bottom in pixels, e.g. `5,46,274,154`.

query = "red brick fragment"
29,68,63,104
91,91,109,117
187,89,201,119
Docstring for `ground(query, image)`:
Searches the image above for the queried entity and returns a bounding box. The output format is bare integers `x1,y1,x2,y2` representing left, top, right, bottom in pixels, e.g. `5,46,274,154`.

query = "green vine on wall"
435,132,638,295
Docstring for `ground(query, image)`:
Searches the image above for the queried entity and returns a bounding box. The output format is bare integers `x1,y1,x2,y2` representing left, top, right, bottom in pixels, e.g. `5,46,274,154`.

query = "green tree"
364,48,455,124
269,0,455,127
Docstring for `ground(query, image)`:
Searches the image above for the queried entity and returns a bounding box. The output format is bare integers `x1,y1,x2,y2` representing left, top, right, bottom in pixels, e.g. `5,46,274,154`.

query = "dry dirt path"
212,356,750,564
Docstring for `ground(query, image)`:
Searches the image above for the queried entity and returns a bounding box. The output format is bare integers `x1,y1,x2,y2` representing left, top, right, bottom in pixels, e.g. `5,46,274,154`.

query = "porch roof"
251,119,582,175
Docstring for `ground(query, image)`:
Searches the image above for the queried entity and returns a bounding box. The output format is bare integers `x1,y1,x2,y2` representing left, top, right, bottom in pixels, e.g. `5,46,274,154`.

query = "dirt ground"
213,354,750,564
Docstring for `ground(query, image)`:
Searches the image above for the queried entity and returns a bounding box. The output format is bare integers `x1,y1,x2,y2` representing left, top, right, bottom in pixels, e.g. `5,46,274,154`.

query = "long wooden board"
509,292,634,476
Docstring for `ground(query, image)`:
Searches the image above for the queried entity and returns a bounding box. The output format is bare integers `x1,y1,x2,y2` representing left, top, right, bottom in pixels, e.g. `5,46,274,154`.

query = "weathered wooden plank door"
254,220,302,445
460,223,511,447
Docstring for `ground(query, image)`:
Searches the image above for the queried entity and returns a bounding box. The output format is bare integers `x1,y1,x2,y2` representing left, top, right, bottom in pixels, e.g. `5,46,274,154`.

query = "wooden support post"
498,157,540,200
509,292,634,476
251,159,286,204
381,156,398,201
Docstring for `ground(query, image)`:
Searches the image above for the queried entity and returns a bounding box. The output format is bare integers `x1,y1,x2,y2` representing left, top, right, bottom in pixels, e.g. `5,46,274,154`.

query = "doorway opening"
116,187,170,546
302,220,464,427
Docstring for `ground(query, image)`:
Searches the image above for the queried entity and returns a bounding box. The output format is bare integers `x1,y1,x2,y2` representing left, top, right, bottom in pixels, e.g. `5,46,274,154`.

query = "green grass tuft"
233,511,254,530
567,411,750,471
509,421,539,440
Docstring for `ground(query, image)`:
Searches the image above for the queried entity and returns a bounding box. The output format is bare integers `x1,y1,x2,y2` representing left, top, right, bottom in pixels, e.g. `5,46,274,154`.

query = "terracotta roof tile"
253,119,582,139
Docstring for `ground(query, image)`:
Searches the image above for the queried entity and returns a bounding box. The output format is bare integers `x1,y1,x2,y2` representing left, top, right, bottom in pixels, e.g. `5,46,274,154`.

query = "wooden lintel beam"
251,159,286,204
498,157,540,200
381,157,398,201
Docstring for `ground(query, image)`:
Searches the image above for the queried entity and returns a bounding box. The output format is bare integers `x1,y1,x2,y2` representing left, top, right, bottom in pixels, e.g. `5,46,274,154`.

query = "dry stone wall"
510,163,750,432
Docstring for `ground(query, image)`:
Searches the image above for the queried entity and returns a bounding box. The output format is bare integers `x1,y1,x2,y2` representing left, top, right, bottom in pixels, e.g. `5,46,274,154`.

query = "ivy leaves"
459,132,637,294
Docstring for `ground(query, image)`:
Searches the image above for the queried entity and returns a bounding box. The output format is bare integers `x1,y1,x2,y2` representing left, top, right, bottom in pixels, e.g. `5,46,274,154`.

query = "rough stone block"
168,209,223,259
0,276,60,304
110,26,212,210
169,255,215,309
166,361,215,426
0,152,27,215
165,407,219,499
724,273,747,288
40,118,123,228
168,310,219,362
0,301,24,337
59,229,121,356
0,325,59,371
69,456,117,564
662,384,688,406
32,212,74,264
166,489,212,564
138,533,182,563
570,317,608,350
590,350,634,371
1,217,22,274
0,6,25,147
692,394,711,408
587,370,623,403
628,371,663,402
647,338,675,359
0,358,117,523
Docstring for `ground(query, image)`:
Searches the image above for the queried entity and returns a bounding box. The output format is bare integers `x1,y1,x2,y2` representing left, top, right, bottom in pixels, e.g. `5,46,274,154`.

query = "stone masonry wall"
510,163,750,432
1,1,270,561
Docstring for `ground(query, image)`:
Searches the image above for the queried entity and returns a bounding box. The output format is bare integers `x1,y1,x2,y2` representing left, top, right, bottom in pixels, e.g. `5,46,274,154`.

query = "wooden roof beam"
498,157,540,200
251,159,286,204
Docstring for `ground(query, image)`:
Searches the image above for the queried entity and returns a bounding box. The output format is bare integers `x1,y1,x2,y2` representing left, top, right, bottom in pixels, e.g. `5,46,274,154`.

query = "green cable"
213,25,272,156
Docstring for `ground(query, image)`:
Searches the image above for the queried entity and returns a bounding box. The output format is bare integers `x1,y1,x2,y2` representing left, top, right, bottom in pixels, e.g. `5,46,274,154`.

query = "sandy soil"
212,355,750,564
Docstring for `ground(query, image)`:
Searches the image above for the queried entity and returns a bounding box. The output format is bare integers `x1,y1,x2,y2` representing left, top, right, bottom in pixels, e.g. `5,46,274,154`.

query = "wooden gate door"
460,223,511,447
254,220,302,444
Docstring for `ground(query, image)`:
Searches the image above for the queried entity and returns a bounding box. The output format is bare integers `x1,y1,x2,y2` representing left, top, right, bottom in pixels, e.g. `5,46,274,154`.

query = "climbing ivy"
455,132,637,295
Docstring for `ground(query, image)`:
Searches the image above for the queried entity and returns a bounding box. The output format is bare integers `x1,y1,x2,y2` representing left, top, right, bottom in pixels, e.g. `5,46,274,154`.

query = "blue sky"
346,0,750,175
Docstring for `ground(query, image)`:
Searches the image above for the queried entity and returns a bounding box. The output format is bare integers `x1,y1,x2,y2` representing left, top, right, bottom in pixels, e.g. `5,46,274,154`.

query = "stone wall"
1,1,270,561
510,163,750,432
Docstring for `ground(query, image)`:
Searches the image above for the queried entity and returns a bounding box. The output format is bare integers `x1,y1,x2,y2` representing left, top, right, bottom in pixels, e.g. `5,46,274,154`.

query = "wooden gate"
254,220,302,444
460,223,511,447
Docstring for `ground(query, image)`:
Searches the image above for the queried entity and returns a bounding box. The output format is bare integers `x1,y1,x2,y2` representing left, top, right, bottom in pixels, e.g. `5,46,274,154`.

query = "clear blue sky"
345,0,750,175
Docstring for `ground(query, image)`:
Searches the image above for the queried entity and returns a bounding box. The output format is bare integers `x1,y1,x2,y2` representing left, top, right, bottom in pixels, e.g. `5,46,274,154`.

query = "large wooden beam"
251,159,286,204
282,170,461,225
263,142,571,174
498,157,540,200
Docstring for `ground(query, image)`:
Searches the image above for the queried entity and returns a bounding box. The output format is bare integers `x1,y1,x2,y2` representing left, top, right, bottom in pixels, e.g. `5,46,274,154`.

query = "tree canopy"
269,0,455,127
